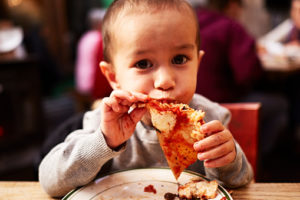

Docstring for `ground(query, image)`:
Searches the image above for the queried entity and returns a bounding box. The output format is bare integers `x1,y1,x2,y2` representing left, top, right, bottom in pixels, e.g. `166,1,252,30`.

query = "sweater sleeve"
38,109,123,197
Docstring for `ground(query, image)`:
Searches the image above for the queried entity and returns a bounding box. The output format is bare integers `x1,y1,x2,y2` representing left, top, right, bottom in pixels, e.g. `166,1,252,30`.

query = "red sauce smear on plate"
144,184,157,194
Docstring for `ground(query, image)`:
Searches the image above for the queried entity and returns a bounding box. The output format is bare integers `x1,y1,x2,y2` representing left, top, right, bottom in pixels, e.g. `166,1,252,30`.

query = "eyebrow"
133,49,153,55
174,44,195,50
133,44,195,56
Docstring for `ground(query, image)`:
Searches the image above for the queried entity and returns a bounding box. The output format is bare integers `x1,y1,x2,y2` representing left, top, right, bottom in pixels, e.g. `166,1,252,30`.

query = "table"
257,40,300,73
0,182,58,200
231,183,300,200
0,181,300,200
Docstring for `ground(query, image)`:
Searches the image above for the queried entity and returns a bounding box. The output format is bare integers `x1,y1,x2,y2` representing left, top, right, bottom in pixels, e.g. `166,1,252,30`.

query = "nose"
154,66,175,91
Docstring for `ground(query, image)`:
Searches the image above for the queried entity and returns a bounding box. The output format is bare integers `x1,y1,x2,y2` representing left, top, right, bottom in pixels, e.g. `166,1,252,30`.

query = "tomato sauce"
144,184,157,194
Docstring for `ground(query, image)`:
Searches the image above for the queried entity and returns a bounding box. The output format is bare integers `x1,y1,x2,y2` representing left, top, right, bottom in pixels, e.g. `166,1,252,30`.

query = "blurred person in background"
259,0,300,150
1,0,61,96
0,19,26,60
196,0,264,103
195,0,289,165
287,0,300,144
259,0,300,53
0,0,26,60
239,0,271,39
265,0,291,28
75,8,112,109
289,0,300,45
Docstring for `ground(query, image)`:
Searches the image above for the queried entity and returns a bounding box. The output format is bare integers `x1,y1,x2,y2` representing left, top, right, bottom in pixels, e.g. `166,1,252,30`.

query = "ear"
198,50,205,67
99,61,120,90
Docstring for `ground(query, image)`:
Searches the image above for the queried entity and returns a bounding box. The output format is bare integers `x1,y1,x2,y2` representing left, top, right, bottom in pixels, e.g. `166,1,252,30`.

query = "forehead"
112,7,197,46
292,0,300,7
110,10,198,67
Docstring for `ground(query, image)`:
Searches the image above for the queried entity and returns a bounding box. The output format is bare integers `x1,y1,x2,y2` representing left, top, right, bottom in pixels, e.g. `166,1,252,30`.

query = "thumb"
121,107,147,140
129,107,147,124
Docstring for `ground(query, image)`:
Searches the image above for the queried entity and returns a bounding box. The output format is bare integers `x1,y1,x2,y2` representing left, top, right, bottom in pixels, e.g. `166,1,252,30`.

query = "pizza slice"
145,99,205,179
178,179,218,199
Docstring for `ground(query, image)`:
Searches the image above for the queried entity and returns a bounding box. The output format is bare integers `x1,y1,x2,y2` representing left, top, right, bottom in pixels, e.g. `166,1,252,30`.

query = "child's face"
101,9,202,104
291,0,300,29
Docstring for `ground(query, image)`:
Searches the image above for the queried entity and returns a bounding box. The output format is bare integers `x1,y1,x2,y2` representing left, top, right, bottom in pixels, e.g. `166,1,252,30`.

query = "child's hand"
194,120,236,168
100,90,148,149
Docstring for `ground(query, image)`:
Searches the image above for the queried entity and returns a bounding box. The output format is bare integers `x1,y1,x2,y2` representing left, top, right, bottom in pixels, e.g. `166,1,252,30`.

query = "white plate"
62,168,233,200
0,27,23,53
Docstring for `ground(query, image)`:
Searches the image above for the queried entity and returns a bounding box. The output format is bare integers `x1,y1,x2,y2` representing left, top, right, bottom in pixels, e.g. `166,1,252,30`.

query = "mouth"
148,94,177,103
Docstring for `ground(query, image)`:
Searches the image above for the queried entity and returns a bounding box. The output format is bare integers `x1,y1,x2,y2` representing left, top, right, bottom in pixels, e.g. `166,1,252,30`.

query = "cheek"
185,65,198,88
176,69,197,103
118,73,152,92
295,19,300,29
184,77,197,94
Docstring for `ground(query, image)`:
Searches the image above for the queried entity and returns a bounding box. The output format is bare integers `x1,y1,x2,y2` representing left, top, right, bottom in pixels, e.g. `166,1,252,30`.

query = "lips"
148,93,176,102
147,90,191,104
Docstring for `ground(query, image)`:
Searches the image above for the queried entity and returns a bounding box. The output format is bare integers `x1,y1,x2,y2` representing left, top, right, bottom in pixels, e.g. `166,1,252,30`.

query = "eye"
134,59,153,69
172,55,188,65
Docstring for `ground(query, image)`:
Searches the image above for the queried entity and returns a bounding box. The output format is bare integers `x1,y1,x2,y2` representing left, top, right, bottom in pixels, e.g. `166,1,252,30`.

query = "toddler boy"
39,0,253,197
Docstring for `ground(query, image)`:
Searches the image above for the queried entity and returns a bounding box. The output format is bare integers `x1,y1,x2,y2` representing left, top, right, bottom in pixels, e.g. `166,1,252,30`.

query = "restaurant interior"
1,0,300,185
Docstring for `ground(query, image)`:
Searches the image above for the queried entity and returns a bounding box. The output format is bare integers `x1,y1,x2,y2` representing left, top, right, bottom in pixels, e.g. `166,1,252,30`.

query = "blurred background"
0,0,300,182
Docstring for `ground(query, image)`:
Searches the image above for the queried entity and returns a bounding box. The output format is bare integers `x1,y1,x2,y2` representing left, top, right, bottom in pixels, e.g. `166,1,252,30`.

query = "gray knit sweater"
39,94,253,197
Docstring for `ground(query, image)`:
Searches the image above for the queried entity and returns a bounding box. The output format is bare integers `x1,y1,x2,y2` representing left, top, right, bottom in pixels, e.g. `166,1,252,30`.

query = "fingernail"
197,153,204,160
193,142,198,149
200,126,205,132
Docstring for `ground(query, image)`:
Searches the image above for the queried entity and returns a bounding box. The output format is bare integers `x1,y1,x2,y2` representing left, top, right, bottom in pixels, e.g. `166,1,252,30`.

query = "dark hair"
208,0,242,11
101,0,201,63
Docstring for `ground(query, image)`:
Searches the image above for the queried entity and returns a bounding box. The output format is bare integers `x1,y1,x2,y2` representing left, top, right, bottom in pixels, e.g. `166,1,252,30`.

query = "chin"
177,95,194,104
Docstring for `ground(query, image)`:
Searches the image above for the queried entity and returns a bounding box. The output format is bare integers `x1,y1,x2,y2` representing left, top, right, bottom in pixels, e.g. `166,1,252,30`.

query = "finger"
131,92,149,102
111,95,122,112
129,107,147,124
111,90,148,105
121,107,147,137
117,104,131,113
101,94,123,113
200,120,224,137
112,98,132,113
197,140,234,161
102,97,113,112
110,90,135,104
110,90,138,112
119,98,134,106
203,150,236,168
194,129,232,152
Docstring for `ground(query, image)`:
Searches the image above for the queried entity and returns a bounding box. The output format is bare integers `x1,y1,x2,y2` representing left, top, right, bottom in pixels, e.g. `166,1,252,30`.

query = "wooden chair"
221,103,261,179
